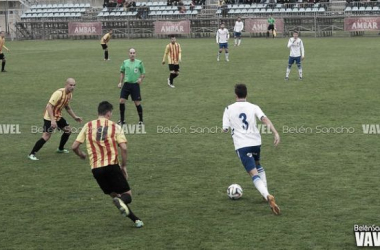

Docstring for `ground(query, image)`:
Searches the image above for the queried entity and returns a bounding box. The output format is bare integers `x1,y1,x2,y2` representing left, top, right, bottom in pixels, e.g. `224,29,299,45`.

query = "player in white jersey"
285,31,305,81
223,83,281,215
233,17,244,46
216,23,230,62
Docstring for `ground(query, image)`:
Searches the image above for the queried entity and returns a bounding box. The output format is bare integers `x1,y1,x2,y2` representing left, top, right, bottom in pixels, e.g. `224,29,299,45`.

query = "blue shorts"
219,43,228,49
288,56,301,65
236,146,261,173
234,32,241,38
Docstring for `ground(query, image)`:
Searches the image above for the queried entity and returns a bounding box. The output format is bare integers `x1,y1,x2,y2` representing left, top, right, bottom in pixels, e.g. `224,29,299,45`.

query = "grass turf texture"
0,37,379,250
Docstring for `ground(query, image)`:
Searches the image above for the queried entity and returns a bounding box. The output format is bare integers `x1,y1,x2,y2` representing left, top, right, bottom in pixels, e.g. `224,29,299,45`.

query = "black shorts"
92,164,131,195
0,53,4,60
268,24,275,31
120,83,142,101
169,64,180,72
101,44,108,50
43,118,69,133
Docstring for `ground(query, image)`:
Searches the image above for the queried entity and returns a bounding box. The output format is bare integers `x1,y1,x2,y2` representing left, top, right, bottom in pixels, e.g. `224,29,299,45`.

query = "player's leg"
296,57,302,80
102,44,109,60
168,64,176,87
119,84,129,125
29,120,55,160
1,53,6,72
234,33,237,46
225,45,229,61
101,165,144,227
252,146,267,188
285,57,294,80
132,85,143,124
267,26,270,38
217,46,222,61
171,65,180,86
238,34,242,46
57,119,71,153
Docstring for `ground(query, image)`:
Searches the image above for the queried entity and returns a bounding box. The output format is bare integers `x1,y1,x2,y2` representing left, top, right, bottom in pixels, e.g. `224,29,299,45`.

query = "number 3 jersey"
75,118,127,168
223,101,266,150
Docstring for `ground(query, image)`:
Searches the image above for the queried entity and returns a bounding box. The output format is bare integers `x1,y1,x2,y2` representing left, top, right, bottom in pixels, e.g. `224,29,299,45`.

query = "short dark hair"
98,101,113,115
235,83,247,98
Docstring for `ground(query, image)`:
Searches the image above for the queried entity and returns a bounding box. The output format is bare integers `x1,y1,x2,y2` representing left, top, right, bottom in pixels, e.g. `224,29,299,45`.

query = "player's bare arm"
261,117,280,146
46,103,57,129
71,141,86,159
65,105,82,122
118,72,125,88
119,142,128,179
137,74,145,85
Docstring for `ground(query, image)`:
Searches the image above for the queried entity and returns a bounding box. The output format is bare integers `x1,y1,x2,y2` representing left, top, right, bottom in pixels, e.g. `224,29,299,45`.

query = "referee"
118,48,146,125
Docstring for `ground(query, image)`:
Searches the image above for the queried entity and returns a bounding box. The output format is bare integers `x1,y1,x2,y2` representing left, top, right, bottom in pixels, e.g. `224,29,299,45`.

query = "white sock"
286,67,291,77
234,38,237,45
257,166,267,188
225,53,229,60
217,52,221,59
253,175,269,200
298,67,303,78
238,39,241,46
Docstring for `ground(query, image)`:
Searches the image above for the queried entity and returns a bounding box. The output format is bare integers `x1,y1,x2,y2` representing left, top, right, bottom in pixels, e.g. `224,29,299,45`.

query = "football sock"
297,64,303,77
257,165,267,188
1,61,5,71
59,132,71,150
126,205,140,222
252,175,269,200
30,138,47,155
172,73,178,79
136,105,143,122
121,193,132,204
267,31,269,37
119,103,125,122
225,52,229,60
238,39,241,46
286,67,291,77
169,73,175,85
234,38,237,45
217,52,221,58
105,51,108,60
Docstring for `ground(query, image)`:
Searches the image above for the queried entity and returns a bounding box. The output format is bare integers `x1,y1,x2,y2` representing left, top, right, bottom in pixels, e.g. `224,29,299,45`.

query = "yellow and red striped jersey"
75,118,127,169
163,42,182,65
43,88,72,121
0,37,8,53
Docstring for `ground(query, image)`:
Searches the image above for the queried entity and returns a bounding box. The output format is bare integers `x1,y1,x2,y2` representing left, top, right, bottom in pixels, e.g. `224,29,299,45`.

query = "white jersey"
234,21,244,32
223,101,266,150
216,28,230,44
287,37,305,57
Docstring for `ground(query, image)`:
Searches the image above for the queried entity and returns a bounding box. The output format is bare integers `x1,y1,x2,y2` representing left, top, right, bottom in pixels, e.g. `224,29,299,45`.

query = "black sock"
120,103,125,122
136,105,143,122
126,204,140,222
266,31,269,37
30,138,47,155
59,132,71,150
169,73,175,85
173,73,178,79
1,61,5,71
105,51,108,60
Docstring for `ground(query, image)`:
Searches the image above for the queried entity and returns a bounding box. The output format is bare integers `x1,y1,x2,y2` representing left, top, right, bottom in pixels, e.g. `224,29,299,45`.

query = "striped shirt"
75,118,127,169
0,37,8,53
43,88,72,121
163,42,182,65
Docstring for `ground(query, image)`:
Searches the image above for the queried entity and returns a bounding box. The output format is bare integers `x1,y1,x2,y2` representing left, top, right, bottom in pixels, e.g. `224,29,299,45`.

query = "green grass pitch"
0,37,379,250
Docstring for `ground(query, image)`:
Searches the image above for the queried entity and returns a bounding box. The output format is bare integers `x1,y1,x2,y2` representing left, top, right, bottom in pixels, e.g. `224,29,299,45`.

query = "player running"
223,83,281,215
233,17,244,47
0,31,10,72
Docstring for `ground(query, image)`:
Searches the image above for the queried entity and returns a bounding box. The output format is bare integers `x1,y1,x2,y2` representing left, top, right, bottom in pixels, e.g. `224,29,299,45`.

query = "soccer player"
285,31,305,81
28,78,82,161
223,83,281,215
233,17,244,47
0,31,10,72
267,15,275,38
162,35,182,88
118,48,145,125
216,23,230,62
100,29,112,61
72,101,144,228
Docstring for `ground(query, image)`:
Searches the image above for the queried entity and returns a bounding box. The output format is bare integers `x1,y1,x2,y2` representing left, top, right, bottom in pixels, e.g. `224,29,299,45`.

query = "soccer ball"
227,184,243,200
